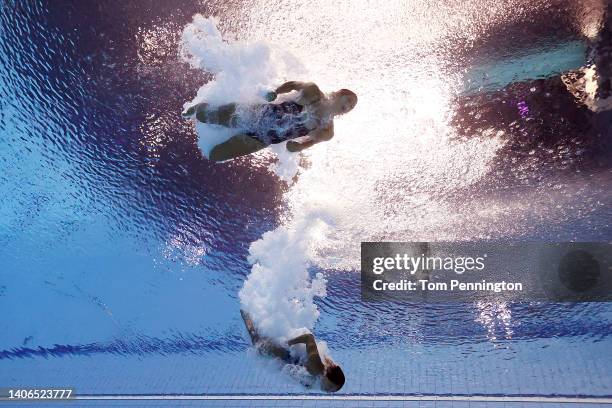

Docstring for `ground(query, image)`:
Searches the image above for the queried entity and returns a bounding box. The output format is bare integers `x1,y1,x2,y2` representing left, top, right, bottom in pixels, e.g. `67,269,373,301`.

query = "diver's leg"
240,310,260,344
257,340,291,362
241,310,291,361
209,133,266,162
183,103,239,127
198,103,238,126
215,104,240,126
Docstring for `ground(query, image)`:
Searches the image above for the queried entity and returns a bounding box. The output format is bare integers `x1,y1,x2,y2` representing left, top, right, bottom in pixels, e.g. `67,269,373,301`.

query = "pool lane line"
42,394,612,404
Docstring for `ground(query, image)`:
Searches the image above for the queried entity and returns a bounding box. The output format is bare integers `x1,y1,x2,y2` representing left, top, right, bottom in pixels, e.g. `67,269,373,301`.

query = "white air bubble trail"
181,15,331,346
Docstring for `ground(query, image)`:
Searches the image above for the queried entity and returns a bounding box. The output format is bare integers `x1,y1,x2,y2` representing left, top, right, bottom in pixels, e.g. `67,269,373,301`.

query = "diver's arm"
264,81,306,102
275,81,308,94
288,333,324,376
287,334,321,364
288,333,316,346
311,123,334,141
275,82,323,105
286,124,333,152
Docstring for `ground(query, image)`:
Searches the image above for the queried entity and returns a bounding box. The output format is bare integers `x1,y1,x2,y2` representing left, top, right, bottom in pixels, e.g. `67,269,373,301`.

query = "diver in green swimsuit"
182,81,358,162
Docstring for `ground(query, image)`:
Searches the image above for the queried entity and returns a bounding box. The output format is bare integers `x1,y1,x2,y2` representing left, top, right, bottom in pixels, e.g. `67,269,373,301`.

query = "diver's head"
320,359,345,392
330,89,358,115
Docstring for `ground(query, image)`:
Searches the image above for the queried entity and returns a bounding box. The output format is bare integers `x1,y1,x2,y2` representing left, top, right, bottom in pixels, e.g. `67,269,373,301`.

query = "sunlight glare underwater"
234,0,528,269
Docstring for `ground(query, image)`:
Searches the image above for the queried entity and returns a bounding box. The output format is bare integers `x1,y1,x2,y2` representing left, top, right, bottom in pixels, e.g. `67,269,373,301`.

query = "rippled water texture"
0,0,611,397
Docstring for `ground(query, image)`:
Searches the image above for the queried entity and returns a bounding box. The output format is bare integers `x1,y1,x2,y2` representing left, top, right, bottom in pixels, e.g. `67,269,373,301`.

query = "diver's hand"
287,138,317,152
286,141,302,152
264,91,277,102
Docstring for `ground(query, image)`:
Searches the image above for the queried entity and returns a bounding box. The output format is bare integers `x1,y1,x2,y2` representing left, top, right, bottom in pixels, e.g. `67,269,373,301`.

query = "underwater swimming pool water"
1,0,611,406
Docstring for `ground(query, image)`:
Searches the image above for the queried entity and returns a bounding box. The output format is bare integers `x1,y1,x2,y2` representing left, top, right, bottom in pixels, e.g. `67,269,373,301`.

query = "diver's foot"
181,102,208,119
240,310,254,331
181,105,196,118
